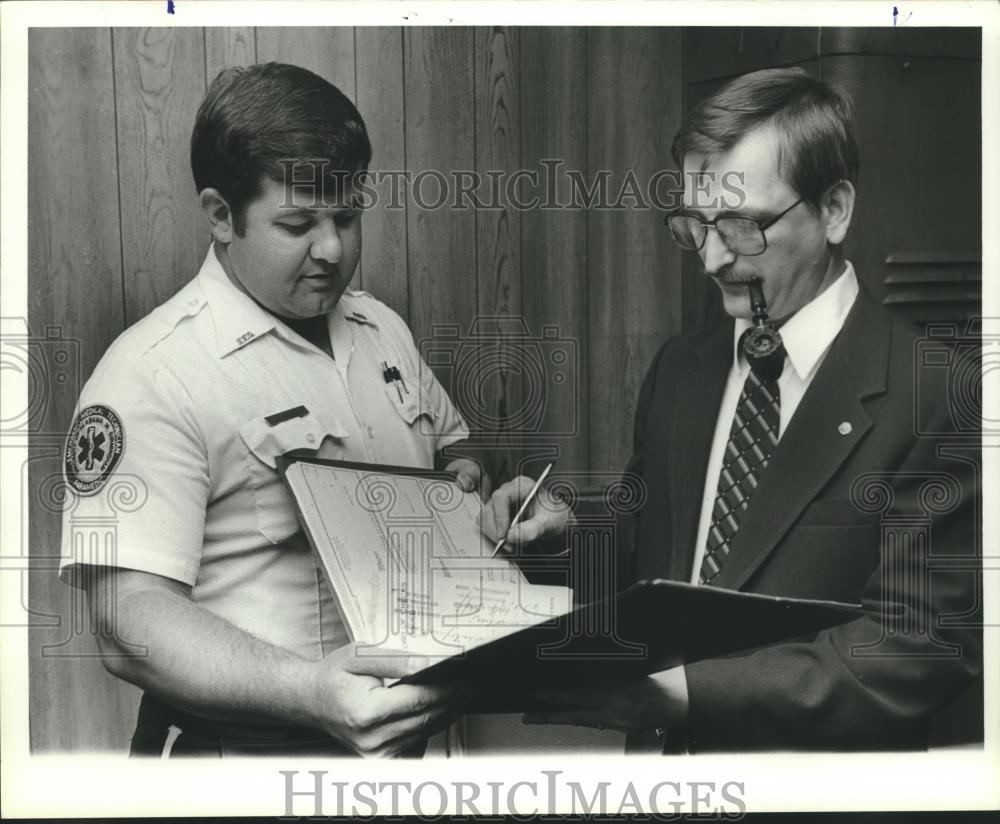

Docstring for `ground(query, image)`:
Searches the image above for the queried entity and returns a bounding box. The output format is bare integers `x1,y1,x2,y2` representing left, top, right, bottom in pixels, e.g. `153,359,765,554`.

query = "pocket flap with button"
238,411,349,469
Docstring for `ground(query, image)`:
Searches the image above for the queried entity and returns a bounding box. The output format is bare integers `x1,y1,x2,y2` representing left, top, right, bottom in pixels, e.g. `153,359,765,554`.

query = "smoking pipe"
741,279,785,382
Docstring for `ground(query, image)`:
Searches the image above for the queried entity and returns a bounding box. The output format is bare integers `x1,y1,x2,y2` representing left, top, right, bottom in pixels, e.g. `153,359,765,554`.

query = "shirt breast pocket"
237,411,346,543
383,367,437,429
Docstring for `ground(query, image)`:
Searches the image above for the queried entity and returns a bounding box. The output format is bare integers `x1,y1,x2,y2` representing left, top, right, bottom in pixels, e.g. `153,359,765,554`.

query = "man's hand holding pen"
480,471,573,552
480,469,690,736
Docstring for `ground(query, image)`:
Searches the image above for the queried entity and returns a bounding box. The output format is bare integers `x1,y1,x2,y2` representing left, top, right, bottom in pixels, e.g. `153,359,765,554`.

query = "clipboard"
278,453,864,709
399,577,863,689
278,453,559,655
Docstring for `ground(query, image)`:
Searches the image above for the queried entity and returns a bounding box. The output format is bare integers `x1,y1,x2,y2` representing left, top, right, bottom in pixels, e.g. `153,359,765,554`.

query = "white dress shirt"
689,262,860,583
60,246,469,658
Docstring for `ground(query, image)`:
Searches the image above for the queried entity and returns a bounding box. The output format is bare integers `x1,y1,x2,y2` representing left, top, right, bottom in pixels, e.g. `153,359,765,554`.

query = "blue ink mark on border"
893,6,898,26
167,0,175,13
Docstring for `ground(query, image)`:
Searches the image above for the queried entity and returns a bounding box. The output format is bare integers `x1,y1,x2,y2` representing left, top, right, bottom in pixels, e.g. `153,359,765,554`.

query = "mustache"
709,265,755,284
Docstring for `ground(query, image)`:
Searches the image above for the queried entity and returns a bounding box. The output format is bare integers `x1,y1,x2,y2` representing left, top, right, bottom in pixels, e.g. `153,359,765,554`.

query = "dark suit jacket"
620,287,982,751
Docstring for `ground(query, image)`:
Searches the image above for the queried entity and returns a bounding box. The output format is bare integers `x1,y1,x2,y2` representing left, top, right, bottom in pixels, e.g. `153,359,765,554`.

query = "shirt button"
306,433,316,444
188,298,198,306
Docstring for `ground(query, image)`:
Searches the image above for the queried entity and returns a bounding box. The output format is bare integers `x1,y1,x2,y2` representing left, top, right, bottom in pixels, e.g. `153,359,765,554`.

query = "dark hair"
191,62,372,235
671,67,859,208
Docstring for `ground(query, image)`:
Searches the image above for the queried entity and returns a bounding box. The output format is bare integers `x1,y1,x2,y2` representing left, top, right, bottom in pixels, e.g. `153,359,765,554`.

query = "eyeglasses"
665,197,804,256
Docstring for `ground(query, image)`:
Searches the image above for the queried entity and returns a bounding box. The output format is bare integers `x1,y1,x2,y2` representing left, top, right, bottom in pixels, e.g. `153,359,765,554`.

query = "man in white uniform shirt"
60,63,481,757
483,67,980,751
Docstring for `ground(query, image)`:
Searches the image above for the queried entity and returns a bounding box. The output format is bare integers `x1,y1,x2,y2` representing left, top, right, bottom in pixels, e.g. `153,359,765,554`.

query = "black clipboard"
278,453,864,709
397,577,862,691
277,453,457,482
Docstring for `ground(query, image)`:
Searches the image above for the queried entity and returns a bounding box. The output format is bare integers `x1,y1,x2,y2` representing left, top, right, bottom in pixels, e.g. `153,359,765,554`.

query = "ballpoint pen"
491,462,554,557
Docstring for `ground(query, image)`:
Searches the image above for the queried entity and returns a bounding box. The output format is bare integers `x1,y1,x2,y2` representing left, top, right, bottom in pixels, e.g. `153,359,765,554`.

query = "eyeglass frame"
664,196,806,257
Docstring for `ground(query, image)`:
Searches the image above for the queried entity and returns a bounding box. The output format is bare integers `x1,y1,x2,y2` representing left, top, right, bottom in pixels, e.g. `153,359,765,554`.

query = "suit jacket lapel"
667,322,732,582
712,290,890,590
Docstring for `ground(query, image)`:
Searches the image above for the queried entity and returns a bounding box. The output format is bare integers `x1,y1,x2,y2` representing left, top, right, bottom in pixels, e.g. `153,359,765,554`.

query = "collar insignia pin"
838,421,853,436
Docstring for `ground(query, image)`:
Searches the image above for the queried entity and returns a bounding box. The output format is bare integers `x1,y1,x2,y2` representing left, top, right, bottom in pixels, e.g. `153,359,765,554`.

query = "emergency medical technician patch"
64,405,125,495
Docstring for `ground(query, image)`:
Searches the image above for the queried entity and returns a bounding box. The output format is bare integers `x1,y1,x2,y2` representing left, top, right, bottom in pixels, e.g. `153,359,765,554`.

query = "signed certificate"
281,456,862,698
282,458,573,661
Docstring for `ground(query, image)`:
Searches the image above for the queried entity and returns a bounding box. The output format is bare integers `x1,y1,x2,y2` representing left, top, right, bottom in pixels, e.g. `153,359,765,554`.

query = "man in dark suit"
482,67,981,751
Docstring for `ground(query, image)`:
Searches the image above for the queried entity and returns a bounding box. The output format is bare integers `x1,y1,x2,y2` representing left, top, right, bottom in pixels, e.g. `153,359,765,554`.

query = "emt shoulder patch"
64,405,125,496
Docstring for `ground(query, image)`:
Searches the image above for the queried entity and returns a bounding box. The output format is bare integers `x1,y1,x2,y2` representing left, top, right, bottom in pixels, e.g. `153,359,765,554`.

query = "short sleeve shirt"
59,247,469,659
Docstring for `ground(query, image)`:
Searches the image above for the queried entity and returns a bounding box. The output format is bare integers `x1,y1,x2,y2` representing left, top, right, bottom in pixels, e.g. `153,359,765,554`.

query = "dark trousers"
129,692,426,758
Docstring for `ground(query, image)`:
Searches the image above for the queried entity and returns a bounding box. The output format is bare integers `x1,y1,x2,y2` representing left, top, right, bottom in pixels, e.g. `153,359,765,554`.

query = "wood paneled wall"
25,23,984,755
27,26,684,753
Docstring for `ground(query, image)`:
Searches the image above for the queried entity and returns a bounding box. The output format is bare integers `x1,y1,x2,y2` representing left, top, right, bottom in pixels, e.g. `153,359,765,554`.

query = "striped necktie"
700,367,781,585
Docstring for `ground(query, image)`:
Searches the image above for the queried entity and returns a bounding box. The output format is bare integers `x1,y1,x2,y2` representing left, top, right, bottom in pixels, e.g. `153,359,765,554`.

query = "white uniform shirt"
60,247,469,658
690,262,860,583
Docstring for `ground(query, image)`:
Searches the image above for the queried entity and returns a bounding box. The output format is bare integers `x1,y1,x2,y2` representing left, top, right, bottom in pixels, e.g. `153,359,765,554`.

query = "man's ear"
823,179,855,246
199,188,235,243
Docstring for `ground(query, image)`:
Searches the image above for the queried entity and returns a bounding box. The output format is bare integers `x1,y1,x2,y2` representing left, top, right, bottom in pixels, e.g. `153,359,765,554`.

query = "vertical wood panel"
114,27,208,324
475,27,521,319
474,26,521,484
204,26,257,83
403,28,477,387
520,28,589,474
28,27,138,753
587,28,684,473
255,28,356,98
29,29,126,366
355,28,408,317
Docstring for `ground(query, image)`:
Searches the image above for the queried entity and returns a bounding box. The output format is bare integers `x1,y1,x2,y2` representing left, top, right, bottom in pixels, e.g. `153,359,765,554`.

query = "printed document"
283,460,573,661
